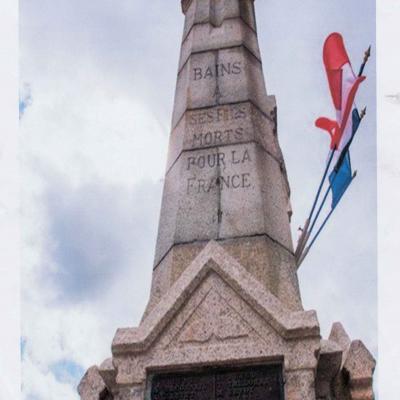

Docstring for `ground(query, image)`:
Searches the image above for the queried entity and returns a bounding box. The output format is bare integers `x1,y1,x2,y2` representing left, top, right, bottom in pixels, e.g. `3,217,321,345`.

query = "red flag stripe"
323,33,351,110
316,32,366,152
315,117,339,149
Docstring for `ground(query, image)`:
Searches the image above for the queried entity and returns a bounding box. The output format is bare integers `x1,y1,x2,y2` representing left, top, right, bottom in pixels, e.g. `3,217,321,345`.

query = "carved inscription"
216,368,283,399
151,373,213,400
189,105,248,148
193,61,242,81
186,148,253,194
150,365,283,400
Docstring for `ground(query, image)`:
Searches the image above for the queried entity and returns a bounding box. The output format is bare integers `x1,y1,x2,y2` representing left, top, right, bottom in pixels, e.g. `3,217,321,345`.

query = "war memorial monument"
78,1,375,399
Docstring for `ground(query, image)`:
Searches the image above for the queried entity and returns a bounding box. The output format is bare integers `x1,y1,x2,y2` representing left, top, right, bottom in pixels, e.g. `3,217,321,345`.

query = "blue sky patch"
50,359,85,385
19,83,32,118
21,336,27,360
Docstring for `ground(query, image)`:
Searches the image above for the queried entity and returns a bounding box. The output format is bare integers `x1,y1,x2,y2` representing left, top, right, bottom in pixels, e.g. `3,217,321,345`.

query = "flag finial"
360,107,367,120
358,45,371,77
364,46,372,64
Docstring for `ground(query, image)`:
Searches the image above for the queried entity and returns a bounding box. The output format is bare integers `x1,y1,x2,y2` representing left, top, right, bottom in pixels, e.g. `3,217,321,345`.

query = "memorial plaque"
150,372,213,400
150,365,284,400
215,367,283,400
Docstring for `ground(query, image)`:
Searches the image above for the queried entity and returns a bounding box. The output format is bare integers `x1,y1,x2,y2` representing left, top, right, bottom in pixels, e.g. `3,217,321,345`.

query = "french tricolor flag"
315,33,366,162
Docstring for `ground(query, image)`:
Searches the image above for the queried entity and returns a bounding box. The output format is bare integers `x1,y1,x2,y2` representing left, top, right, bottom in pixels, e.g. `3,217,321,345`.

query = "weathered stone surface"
181,0,257,37
181,0,193,14
315,339,343,399
104,242,320,396
113,386,144,400
329,321,352,370
166,101,281,171
317,323,377,400
98,358,117,394
155,141,293,267
146,234,302,318
285,369,316,400
220,236,301,309
78,366,109,400
116,242,320,355
344,340,376,400
152,159,181,265
329,322,352,350
179,18,260,70
344,340,376,380
172,46,269,129
152,0,295,325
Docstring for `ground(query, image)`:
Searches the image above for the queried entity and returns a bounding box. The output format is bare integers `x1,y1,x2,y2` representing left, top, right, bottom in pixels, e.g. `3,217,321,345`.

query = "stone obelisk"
79,1,375,399
146,0,301,318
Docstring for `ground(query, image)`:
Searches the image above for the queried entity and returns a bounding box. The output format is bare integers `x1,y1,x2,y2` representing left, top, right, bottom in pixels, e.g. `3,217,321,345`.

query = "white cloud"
20,72,168,187
23,357,79,400
19,1,170,394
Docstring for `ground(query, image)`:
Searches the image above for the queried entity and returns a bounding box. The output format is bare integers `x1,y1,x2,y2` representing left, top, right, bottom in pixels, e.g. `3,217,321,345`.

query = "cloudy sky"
19,1,377,398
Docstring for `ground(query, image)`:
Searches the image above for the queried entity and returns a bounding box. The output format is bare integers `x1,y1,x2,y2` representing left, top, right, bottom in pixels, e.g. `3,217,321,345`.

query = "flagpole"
358,46,371,77
296,208,333,268
296,105,365,266
296,45,371,265
297,172,357,268
304,182,331,241
309,148,336,221
335,107,366,170
299,107,367,254
296,182,332,267
294,148,335,258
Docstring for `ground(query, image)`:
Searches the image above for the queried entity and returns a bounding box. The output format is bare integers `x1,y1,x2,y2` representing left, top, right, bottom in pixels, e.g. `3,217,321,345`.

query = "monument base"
78,242,375,400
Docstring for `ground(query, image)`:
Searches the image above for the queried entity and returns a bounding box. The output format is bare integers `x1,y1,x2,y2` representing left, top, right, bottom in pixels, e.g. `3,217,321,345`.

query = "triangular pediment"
112,241,319,355
177,287,250,344
158,268,283,356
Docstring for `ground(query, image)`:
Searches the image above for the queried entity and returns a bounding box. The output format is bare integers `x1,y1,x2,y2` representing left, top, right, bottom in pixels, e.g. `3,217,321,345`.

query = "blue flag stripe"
329,107,361,209
329,151,352,209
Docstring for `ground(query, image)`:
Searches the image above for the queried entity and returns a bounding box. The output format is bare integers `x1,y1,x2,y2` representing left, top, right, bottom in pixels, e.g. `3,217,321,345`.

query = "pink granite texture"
79,242,375,400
